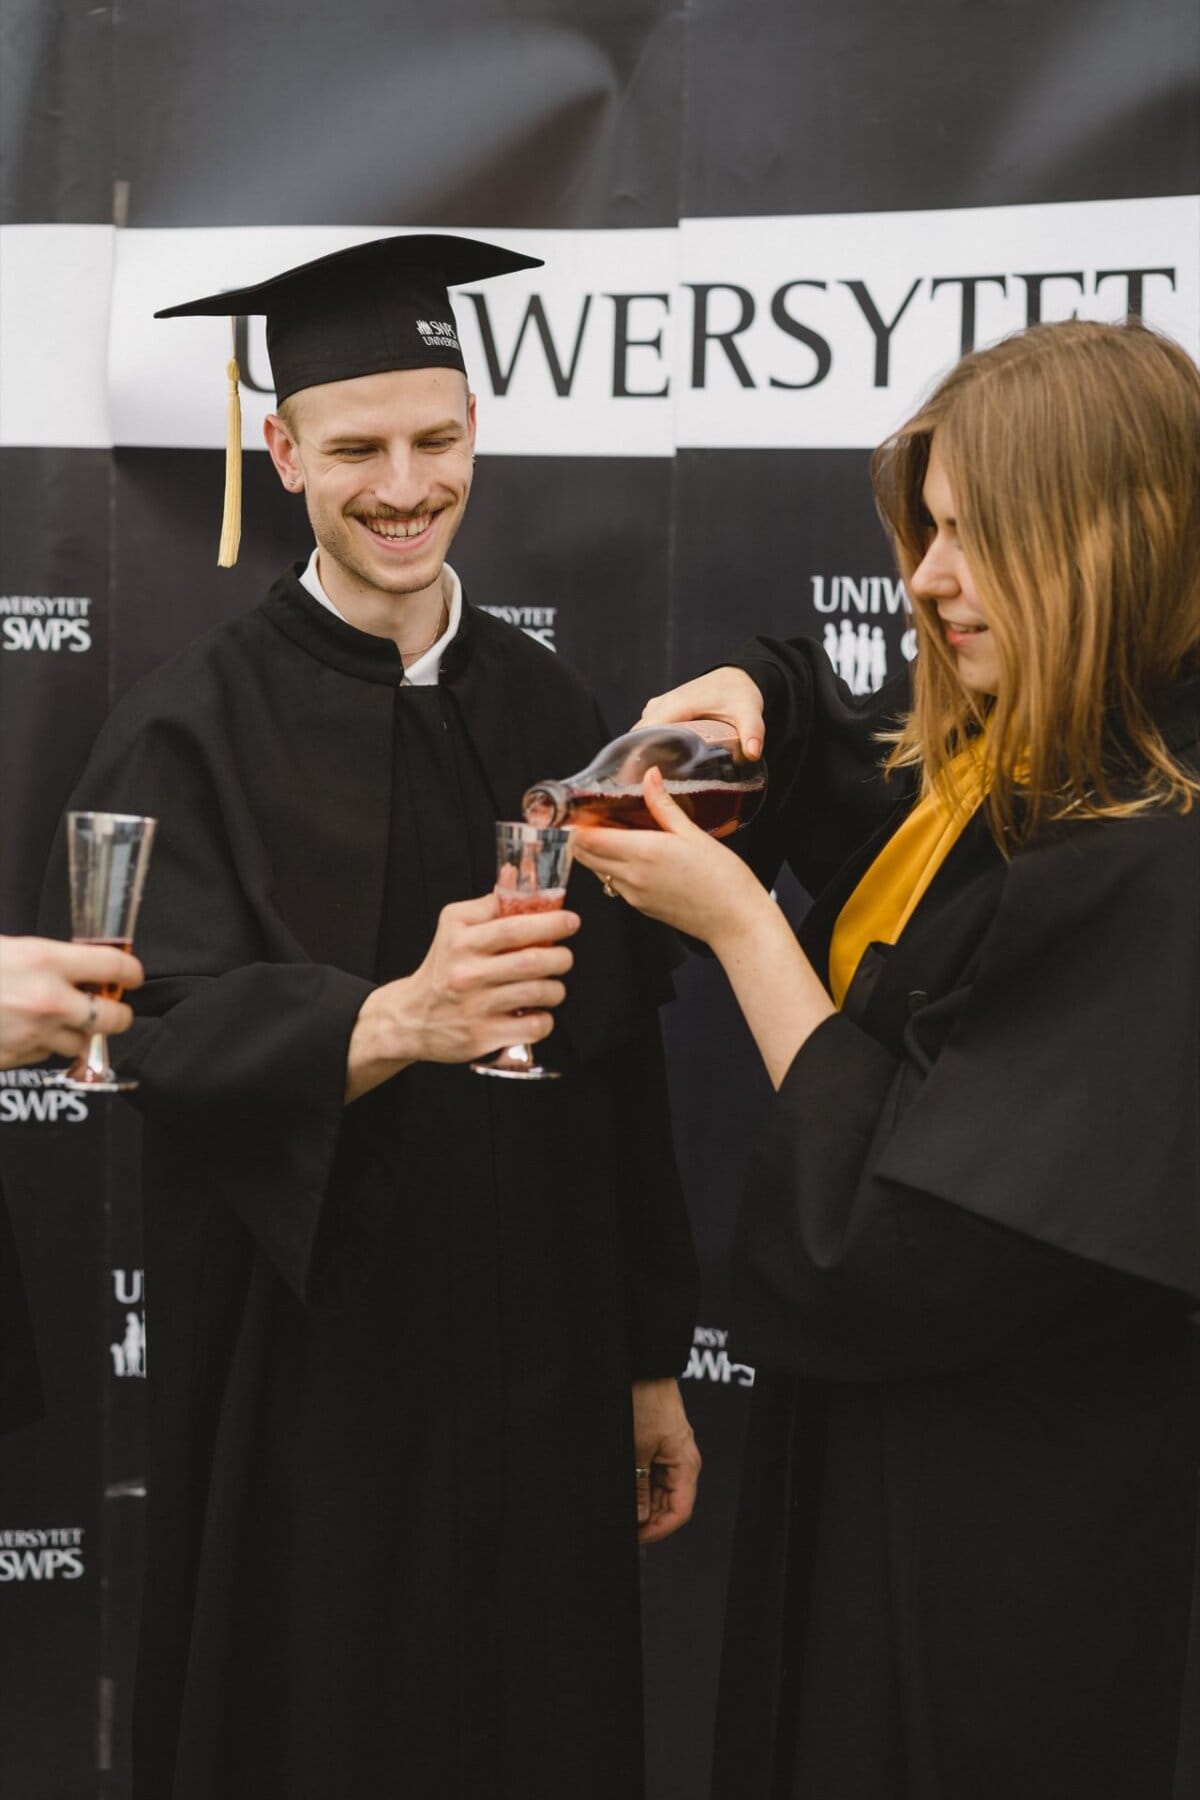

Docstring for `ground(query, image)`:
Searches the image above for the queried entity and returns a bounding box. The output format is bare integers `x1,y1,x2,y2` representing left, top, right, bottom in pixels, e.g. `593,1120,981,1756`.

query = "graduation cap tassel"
217,350,243,569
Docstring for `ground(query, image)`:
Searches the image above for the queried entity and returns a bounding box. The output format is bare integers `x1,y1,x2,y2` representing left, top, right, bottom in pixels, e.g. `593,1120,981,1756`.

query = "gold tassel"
217,350,243,568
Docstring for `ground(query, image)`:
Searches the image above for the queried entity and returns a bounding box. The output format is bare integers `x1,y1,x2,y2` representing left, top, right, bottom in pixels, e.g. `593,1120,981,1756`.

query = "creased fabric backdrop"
1,3,1197,1795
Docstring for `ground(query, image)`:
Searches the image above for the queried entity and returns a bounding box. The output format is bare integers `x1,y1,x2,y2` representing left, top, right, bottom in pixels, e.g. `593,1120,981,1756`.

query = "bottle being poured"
522,720,766,839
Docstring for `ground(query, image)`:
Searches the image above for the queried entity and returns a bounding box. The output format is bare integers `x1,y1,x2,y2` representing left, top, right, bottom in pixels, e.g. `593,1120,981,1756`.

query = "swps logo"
683,1325,755,1389
0,1070,89,1124
416,318,461,353
477,604,557,652
0,596,92,653
0,1528,86,1582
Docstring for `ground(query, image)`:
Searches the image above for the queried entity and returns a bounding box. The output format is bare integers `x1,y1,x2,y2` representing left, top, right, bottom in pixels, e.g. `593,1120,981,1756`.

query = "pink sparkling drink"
494,886,567,917
473,824,574,1082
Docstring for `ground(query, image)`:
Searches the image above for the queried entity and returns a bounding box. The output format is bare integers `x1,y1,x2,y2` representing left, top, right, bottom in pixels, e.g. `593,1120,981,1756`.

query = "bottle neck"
521,780,569,826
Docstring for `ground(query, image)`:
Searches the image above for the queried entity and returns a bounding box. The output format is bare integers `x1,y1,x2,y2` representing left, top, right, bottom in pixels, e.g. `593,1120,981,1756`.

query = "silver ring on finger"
634,1465,651,1479
602,875,619,900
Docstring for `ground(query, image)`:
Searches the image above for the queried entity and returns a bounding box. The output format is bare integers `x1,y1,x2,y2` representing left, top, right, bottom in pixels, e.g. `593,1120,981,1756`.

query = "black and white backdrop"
1,2,1197,1794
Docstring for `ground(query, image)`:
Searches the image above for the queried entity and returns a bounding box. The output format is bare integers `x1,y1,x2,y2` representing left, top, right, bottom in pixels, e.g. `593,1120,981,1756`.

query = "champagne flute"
471,822,574,1081
59,811,156,1093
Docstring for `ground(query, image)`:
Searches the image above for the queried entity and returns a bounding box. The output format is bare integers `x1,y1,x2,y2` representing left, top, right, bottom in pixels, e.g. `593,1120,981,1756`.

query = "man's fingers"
440,895,581,951
472,945,575,989
637,1472,698,1544
634,1423,701,1546
444,892,503,926
93,998,135,1037
69,997,135,1041
637,1486,685,1544
45,998,134,1058
488,1009,554,1048
470,910,580,956
485,979,567,1015
53,940,145,992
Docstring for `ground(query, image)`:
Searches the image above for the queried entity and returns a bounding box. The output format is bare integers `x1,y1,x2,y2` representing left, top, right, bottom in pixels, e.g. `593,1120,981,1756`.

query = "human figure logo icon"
824,620,890,696
110,1310,146,1378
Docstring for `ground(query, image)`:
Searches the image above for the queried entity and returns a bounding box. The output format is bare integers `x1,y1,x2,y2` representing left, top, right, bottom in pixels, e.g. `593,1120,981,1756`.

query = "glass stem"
81,1032,111,1082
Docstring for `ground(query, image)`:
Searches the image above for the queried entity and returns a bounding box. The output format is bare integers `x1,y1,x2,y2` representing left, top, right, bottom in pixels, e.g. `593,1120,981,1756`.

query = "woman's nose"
909,546,958,601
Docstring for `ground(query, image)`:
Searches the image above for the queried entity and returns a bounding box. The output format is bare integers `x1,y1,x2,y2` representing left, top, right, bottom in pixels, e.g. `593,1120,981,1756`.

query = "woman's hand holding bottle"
638,667,768,763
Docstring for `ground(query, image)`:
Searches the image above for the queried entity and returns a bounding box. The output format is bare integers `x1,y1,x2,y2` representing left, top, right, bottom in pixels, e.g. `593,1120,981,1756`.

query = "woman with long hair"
575,319,1200,1799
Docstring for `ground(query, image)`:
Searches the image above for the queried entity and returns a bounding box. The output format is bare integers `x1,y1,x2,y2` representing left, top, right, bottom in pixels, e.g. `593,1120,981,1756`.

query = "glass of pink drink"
471,821,574,1082
59,810,157,1094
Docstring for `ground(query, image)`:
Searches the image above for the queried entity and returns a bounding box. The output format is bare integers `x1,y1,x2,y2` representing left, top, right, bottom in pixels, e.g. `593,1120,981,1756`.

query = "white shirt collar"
298,548,463,686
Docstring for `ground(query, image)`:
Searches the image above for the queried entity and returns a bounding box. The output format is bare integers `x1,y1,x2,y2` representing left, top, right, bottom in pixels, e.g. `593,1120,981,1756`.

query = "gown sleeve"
39,704,374,1305
733,804,1200,1379
723,634,914,895
603,1024,699,1379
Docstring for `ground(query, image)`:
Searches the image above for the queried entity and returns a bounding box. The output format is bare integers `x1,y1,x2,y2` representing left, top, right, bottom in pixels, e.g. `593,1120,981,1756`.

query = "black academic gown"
710,638,1200,1800
41,569,697,1800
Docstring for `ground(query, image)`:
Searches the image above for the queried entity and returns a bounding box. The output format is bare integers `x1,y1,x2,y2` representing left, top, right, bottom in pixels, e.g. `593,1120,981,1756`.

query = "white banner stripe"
1,199,1196,453
0,225,115,449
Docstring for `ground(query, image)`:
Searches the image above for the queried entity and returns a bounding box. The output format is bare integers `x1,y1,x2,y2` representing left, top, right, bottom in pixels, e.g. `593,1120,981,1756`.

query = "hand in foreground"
638,666,767,762
632,1377,701,1546
573,768,773,947
0,935,144,1071
345,893,579,1101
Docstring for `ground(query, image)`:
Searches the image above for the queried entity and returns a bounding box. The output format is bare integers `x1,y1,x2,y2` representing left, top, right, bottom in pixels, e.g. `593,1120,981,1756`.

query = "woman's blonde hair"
871,319,1200,844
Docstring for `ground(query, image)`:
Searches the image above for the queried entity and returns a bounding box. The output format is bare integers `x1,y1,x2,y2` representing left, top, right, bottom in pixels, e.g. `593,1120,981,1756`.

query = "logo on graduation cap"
155,234,542,569
416,318,460,352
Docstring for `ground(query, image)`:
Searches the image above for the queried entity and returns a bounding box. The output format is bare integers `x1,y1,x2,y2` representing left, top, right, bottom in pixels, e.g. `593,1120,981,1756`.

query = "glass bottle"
522,720,766,839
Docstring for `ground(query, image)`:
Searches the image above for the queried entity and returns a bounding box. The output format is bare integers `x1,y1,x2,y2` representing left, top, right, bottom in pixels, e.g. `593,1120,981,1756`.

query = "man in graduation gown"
42,236,699,1800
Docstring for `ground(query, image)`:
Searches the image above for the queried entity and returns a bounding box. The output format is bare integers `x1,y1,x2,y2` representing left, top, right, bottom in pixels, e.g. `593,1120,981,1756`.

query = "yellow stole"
828,744,992,1009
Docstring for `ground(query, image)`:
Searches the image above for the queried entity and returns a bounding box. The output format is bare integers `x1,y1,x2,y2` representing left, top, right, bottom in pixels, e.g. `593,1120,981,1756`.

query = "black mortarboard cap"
155,234,543,565
156,233,542,404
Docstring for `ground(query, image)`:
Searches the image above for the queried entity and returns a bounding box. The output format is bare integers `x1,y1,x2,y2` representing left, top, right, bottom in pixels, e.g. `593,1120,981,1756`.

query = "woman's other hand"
573,768,773,947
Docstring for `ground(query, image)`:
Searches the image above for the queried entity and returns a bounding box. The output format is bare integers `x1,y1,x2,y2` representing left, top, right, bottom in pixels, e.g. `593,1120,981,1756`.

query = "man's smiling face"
269,366,476,607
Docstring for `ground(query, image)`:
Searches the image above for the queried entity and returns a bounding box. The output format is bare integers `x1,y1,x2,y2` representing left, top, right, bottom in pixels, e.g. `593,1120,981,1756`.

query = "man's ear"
264,413,304,492
466,390,478,455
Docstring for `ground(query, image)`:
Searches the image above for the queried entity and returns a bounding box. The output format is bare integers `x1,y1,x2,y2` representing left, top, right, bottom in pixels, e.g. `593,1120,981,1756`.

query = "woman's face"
909,441,1001,696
